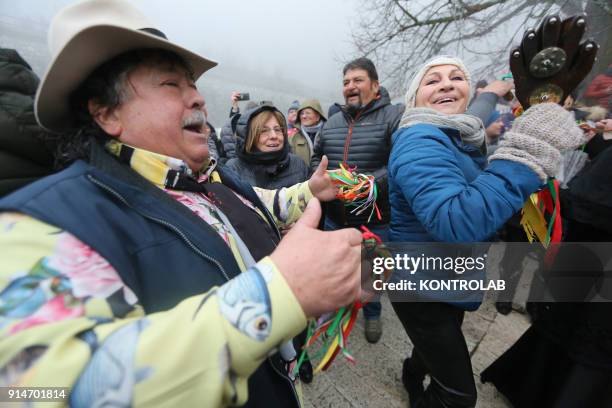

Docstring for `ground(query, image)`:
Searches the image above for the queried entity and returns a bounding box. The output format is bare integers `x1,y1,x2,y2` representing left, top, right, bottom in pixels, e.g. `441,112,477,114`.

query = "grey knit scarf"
399,107,485,148
301,121,324,139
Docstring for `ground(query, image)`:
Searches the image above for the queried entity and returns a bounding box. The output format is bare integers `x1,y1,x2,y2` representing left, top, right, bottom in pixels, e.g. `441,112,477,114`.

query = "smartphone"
236,92,250,101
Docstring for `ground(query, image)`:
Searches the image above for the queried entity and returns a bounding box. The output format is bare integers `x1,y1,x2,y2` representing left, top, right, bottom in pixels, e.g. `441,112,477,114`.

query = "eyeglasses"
260,127,283,135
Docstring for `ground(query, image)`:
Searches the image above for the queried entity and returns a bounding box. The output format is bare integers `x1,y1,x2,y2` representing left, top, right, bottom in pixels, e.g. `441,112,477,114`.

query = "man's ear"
372,80,380,95
88,100,122,137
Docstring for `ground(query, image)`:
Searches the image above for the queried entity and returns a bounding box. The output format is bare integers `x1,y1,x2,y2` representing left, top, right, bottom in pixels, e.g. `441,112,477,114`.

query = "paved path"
302,294,529,407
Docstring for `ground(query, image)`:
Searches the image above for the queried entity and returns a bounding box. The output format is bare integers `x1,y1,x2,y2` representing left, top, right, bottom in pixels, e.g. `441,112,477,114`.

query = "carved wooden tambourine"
510,15,599,109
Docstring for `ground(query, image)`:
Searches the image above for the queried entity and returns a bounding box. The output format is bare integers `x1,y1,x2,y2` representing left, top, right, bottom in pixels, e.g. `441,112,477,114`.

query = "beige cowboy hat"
35,0,217,132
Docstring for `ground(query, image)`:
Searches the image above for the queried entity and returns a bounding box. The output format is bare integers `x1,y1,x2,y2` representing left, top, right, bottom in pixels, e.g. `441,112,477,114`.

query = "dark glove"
510,15,598,109
372,167,388,201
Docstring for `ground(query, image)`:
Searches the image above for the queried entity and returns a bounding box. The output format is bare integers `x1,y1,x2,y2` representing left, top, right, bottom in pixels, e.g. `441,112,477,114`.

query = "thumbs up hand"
308,155,337,202
270,198,362,317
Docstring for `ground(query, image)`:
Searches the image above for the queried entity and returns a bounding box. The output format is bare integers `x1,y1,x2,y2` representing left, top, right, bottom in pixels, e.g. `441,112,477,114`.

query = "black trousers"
391,302,477,408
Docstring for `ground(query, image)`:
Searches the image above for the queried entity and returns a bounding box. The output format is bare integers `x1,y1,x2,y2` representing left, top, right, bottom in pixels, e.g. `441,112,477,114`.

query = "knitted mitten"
489,103,584,181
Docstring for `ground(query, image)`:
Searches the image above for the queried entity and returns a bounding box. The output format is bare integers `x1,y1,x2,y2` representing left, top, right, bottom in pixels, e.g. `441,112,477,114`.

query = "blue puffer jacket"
389,123,541,243
388,123,542,309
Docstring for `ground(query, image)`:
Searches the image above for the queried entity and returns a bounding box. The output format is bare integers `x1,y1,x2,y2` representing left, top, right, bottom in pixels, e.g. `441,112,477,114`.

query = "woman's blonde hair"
245,110,286,153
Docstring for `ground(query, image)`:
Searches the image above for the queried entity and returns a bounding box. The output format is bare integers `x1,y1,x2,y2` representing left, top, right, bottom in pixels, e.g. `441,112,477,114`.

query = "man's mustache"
182,110,207,129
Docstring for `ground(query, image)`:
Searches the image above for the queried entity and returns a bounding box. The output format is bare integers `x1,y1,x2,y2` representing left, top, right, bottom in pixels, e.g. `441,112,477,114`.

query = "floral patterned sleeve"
0,212,306,406
253,181,314,228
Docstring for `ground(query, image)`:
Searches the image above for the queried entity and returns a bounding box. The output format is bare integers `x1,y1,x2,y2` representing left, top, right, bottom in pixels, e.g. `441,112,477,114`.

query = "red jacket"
584,73,612,109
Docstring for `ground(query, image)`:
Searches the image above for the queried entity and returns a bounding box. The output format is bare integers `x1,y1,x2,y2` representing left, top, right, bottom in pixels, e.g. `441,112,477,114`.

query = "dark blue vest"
0,148,301,406
0,148,279,314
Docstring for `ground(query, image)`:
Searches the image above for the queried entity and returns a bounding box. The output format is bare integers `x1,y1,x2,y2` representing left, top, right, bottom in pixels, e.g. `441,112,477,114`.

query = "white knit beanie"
404,55,473,108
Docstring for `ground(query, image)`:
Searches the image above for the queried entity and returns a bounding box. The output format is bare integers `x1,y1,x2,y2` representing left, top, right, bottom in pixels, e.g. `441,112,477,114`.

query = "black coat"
0,48,56,197
205,122,224,163
219,114,240,162
312,87,405,227
225,155,309,190
227,105,309,189
481,145,612,408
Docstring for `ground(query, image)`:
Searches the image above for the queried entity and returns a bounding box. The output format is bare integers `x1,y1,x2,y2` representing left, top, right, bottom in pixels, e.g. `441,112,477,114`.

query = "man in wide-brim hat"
0,1,362,406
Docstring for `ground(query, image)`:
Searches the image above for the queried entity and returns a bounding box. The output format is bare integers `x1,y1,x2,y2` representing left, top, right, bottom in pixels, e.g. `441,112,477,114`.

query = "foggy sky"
141,0,360,89
0,0,363,124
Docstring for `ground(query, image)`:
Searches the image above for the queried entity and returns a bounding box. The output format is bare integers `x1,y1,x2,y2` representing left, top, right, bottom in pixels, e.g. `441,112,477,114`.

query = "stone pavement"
302,293,530,408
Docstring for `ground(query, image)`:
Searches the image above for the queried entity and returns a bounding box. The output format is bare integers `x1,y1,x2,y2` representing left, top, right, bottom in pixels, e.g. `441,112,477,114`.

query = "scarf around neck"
104,139,217,189
301,121,324,141
399,107,485,148
236,139,290,168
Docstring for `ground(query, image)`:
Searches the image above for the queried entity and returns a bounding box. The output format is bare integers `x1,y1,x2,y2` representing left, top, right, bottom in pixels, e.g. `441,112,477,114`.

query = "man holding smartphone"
230,90,250,116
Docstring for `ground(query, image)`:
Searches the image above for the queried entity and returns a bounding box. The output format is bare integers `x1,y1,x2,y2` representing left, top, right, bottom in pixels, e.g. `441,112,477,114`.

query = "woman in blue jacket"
387,56,584,407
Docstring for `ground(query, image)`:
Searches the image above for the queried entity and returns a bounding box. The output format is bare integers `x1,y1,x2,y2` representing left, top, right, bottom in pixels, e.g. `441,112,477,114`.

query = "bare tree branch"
349,0,609,96
392,0,418,24
394,0,508,32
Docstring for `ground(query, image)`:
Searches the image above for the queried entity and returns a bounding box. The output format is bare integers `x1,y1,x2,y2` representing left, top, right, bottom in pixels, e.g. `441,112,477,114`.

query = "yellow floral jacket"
0,143,311,407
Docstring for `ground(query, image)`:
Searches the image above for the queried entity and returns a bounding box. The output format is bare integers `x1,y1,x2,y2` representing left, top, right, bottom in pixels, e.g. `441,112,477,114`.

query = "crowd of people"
1,0,611,407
